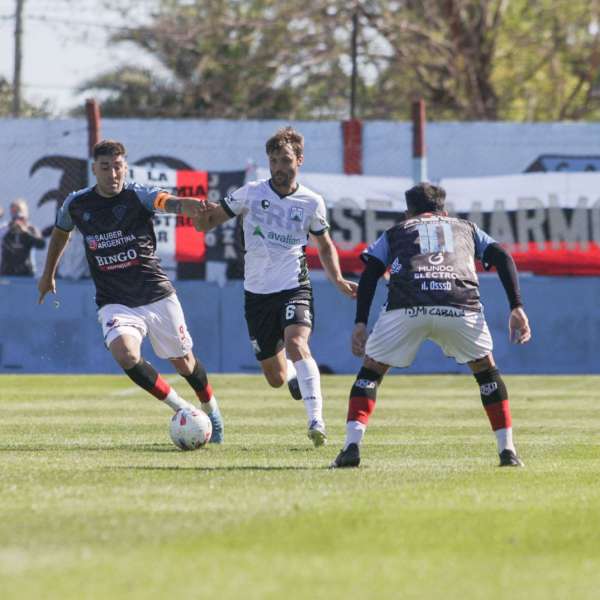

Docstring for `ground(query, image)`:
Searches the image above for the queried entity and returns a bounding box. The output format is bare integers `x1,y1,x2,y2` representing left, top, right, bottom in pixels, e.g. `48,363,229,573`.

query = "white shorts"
98,294,193,359
365,306,493,368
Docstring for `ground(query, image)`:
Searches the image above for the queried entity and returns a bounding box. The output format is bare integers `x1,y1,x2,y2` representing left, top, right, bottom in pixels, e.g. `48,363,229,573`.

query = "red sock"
347,396,376,425
484,399,512,431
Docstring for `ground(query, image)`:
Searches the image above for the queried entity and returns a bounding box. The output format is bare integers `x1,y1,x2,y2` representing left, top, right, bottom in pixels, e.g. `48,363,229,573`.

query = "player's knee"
114,348,140,370
284,336,309,359
473,367,507,405
171,353,196,376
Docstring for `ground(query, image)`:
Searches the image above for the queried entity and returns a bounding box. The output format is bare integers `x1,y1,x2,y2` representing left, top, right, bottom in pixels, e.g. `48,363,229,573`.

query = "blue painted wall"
0,276,597,375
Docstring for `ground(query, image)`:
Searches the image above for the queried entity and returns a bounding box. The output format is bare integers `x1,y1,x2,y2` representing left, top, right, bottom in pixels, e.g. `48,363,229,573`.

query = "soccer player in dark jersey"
193,127,357,447
330,182,532,469
37,139,224,442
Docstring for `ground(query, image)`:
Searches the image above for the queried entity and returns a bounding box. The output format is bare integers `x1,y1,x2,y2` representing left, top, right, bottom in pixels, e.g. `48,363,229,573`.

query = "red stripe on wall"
175,170,207,263
306,240,600,276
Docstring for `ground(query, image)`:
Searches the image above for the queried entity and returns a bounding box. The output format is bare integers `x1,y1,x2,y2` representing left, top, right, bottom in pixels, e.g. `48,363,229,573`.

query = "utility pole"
13,0,25,117
350,10,358,119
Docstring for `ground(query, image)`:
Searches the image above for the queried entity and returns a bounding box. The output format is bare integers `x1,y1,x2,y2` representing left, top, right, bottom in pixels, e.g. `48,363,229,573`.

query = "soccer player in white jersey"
37,140,224,442
330,182,532,468
194,127,357,447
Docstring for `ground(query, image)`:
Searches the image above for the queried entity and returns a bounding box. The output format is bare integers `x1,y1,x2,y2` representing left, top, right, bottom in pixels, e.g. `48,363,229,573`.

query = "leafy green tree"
0,77,50,117
78,0,355,118
76,0,600,121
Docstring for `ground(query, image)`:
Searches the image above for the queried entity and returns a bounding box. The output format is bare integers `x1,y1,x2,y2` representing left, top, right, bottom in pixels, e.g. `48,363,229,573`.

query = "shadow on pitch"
108,464,316,472
0,443,178,453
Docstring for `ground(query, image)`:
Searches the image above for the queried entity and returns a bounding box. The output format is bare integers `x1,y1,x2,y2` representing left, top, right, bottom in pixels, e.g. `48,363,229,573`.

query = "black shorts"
244,286,314,361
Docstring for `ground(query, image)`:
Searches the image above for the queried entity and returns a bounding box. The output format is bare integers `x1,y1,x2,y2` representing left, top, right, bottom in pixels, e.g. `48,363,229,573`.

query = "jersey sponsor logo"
250,200,304,232
86,230,136,250
289,206,304,222
94,248,140,271
405,306,464,317
480,382,498,396
267,231,304,246
428,252,444,265
253,225,265,239
428,307,465,317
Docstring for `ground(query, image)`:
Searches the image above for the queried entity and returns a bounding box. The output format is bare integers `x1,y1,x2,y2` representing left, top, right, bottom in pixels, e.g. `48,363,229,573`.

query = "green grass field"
1,374,599,600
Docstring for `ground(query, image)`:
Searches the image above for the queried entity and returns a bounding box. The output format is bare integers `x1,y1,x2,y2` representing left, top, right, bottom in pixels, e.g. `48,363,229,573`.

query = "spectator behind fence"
0,199,45,276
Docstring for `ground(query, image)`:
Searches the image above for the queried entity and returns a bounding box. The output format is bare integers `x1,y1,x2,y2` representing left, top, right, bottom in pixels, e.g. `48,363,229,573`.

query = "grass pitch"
1,374,599,600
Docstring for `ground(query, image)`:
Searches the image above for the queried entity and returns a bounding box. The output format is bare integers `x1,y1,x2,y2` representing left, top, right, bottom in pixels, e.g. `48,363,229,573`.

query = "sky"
0,0,160,115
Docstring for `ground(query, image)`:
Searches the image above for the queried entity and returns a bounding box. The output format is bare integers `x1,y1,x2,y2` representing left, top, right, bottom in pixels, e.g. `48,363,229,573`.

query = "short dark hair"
93,139,126,160
405,183,446,215
266,127,304,159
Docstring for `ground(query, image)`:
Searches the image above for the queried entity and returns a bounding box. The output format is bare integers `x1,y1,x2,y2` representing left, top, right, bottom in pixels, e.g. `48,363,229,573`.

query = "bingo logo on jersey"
94,249,140,271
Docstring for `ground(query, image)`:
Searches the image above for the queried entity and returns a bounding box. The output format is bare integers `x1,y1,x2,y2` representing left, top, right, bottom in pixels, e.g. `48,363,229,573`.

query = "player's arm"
22,225,46,249
38,227,70,304
192,202,232,232
311,231,357,298
482,243,531,344
153,193,208,219
351,255,387,356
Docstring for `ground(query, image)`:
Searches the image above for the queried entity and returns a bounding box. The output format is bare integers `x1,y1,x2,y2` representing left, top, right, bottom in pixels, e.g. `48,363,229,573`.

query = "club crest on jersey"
113,205,127,221
86,236,98,250
289,206,304,222
261,199,270,210
390,258,402,274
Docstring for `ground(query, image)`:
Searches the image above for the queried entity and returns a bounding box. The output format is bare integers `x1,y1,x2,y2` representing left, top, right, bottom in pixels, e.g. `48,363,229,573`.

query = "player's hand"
336,278,358,298
37,274,56,304
182,200,206,219
351,322,368,357
509,306,531,344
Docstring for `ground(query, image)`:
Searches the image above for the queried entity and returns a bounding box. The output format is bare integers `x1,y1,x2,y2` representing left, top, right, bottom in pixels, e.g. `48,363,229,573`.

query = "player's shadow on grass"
0,443,182,452
110,465,316,472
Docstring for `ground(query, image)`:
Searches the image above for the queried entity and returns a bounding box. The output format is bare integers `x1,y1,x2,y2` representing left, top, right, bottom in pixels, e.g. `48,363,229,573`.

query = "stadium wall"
4,119,600,215
0,277,597,375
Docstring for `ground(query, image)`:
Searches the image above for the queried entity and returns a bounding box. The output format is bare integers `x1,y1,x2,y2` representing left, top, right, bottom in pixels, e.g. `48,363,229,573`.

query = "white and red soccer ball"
169,408,212,450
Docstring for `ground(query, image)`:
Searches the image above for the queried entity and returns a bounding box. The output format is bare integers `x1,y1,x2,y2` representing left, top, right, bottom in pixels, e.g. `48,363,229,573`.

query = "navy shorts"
244,286,314,361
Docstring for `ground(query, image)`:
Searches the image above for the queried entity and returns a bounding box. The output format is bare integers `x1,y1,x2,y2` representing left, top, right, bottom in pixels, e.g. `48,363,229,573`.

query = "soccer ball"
169,408,212,450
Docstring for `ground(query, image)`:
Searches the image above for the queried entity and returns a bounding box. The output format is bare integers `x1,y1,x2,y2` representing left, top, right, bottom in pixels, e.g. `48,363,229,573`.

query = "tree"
359,0,600,121
0,77,49,117
76,0,600,121
78,0,356,119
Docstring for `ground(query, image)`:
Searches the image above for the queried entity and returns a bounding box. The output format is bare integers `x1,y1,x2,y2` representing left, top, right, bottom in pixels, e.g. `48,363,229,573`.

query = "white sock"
200,395,219,415
345,420,366,450
286,358,297,382
163,389,194,413
495,427,515,453
294,357,323,424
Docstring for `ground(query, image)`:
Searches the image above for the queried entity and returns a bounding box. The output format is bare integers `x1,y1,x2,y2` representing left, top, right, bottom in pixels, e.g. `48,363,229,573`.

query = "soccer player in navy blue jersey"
330,182,532,469
37,139,224,442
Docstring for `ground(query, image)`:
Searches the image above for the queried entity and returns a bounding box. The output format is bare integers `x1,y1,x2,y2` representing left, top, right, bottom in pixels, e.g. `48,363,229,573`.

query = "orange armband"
154,192,170,212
